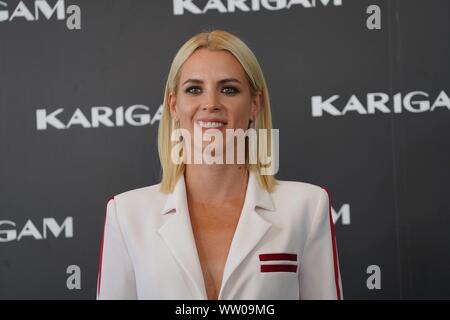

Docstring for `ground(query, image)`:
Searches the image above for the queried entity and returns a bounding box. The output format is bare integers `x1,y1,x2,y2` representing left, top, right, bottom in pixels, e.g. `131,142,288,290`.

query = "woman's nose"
202,104,221,112
201,90,222,111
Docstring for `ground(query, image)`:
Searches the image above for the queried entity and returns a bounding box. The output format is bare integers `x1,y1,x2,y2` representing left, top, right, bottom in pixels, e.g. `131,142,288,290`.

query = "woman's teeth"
197,121,225,128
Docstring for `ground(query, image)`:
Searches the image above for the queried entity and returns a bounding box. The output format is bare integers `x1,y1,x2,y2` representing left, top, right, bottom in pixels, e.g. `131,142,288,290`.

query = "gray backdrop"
0,0,449,299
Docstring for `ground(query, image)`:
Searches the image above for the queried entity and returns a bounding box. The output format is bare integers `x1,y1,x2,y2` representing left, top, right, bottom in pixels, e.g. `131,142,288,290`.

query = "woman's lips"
194,119,227,132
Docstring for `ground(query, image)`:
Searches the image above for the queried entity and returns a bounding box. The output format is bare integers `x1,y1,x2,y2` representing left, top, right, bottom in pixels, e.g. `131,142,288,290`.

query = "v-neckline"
185,172,250,300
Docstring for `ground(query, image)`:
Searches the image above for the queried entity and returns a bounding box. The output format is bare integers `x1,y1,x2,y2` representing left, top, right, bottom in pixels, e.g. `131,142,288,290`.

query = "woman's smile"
195,118,228,134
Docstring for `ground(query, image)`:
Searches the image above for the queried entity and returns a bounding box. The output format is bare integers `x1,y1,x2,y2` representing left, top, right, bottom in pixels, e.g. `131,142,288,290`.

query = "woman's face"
168,48,262,156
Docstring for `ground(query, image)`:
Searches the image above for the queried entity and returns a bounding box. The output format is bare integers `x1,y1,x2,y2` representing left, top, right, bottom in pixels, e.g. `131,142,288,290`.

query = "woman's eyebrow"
182,78,242,85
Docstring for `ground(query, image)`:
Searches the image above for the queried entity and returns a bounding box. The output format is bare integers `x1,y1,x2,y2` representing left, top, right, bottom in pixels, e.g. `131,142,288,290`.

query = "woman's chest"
188,205,242,299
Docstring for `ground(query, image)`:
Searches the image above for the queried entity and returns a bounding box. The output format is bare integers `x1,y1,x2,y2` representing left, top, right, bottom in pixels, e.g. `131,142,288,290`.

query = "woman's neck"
184,164,249,207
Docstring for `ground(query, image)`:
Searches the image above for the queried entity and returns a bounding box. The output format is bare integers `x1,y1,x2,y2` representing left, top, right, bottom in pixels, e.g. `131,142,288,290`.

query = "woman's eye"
186,86,201,94
185,86,240,95
222,87,240,95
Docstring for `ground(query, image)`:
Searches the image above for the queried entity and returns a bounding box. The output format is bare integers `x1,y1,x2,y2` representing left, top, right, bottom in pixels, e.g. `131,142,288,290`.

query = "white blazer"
96,171,343,300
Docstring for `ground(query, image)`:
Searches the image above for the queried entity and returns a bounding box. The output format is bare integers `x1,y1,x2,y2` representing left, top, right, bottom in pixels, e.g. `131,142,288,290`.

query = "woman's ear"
168,91,178,120
250,90,263,121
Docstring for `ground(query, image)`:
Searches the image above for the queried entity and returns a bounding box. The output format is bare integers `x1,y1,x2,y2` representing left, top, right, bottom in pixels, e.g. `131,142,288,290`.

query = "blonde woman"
96,29,343,300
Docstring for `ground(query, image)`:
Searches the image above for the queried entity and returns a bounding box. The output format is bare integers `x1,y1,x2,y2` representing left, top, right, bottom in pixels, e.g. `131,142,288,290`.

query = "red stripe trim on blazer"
260,264,298,272
97,196,114,298
259,253,298,261
323,187,342,300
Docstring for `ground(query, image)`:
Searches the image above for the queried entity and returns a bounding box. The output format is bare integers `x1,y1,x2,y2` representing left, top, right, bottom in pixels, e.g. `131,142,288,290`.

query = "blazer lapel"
157,175,207,299
157,171,276,300
218,171,275,299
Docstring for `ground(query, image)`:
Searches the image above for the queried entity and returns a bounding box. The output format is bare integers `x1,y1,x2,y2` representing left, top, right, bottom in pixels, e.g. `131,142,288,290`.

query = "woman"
96,29,343,300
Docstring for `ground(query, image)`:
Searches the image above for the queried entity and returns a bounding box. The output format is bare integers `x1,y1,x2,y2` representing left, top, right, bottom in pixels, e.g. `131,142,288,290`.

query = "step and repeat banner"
0,0,449,299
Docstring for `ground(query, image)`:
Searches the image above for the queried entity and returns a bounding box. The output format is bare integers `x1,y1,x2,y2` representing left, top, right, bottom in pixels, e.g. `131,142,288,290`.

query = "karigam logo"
173,0,342,15
36,104,163,130
311,90,450,117
0,217,73,242
331,203,350,226
0,0,81,30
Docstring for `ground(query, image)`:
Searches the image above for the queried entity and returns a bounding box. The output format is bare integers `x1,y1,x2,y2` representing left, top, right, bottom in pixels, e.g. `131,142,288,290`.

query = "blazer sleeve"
96,197,138,299
299,188,344,300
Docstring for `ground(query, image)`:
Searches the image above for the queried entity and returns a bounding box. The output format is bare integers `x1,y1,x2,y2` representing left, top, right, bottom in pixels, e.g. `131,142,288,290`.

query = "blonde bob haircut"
158,29,278,193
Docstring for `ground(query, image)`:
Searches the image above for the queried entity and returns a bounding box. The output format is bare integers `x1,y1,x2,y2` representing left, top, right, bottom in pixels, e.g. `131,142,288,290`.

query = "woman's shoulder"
271,178,329,206
269,178,331,224
108,182,167,216
102,183,168,243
